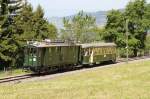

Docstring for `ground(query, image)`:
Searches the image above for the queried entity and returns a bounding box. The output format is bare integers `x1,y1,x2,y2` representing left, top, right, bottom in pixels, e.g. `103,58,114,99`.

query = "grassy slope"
0,60,150,99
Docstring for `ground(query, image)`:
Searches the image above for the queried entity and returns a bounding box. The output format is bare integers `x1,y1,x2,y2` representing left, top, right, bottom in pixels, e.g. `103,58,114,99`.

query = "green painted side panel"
37,49,42,67
82,46,116,64
23,48,39,68
43,47,59,66
82,56,90,64
60,47,78,64
23,55,29,66
82,54,116,64
42,46,80,67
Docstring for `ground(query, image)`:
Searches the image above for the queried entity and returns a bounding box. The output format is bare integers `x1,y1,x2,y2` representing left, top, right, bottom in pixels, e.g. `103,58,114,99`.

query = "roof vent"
44,39,51,45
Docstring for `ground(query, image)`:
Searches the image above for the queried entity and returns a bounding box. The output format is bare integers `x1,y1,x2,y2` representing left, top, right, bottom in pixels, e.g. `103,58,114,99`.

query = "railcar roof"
79,43,116,48
27,42,78,48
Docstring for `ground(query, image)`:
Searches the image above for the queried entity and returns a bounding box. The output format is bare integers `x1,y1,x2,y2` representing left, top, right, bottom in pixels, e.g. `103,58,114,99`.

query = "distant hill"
87,11,107,26
48,17,64,29
48,10,108,29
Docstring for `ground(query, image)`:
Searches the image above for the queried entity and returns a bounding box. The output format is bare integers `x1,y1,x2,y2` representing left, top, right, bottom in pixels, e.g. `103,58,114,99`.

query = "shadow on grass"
35,61,115,77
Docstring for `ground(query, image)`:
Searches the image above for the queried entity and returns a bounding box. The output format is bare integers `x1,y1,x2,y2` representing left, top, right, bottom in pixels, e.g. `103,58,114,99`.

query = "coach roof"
79,43,116,48
27,41,78,48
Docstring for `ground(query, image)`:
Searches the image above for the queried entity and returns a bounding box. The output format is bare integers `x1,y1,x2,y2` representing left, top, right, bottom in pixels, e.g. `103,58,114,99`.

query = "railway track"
0,56,150,84
0,74,34,84
116,55,150,63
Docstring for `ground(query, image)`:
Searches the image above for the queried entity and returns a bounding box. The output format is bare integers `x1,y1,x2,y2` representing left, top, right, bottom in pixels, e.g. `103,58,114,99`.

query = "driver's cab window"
29,48,37,57
84,49,88,56
84,48,92,56
24,48,28,55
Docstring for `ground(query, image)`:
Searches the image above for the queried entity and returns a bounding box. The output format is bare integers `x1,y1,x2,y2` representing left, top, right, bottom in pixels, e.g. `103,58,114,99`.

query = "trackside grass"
0,69,30,78
0,60,150,99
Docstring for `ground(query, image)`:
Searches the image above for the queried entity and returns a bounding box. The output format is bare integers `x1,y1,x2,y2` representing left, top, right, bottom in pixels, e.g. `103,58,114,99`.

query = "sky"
28,0,150,17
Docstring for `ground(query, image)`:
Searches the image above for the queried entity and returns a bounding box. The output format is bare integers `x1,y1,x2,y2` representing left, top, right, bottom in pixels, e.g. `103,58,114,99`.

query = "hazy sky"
28,0,150,17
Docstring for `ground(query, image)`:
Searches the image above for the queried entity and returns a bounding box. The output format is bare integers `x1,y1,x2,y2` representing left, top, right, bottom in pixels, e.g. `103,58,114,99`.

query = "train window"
84,49,88,56
83,48,95,56
83,49,86,56
106,48,109,54
102,48,104,54
37,48,41,58
28,48,37,56
48,48,51,54
104,48,106,54
109,48,111,54
97,48,99,55
24,48,28,55
99,48,102,55
57,47,61,52
33,49,36,55
110,48,113,54
89,48,93,56
93,48,96,55
105,48,108,54
28,48,32,55
84,51,88,56
89,48,91,55
96,48,100,55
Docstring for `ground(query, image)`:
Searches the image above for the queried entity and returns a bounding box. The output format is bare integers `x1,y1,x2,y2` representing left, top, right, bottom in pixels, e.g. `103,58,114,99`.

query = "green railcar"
80,43,116,64
24,41,81,73
23,41,116,73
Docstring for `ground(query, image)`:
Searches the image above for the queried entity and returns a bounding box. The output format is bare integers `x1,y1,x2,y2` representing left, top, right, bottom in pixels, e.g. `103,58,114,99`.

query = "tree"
0,0,25,68
15,4,56,40
13,2,34,40
61,11,97,43
47,23,57,39
0,1,57,69
104,10,126,47
32,5,50,39
13,4,58,67
103,0,149,57
8,0,25,15
125,0,147,56
144,3,150,30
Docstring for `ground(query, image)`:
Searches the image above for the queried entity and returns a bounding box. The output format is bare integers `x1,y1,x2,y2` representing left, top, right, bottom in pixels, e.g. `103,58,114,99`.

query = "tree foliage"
103,0,150,56
0,0,25,68
61,11,97,43
0,1,58,69
104,10,125,45
47,24,57,39
14,4,57,40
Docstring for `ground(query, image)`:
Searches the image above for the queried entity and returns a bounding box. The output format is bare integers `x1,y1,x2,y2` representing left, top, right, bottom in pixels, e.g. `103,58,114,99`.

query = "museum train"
23,40,116,73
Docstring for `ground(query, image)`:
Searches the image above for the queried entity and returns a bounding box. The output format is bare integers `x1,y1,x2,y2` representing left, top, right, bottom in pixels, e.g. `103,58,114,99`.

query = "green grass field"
0,60,150,99
0,69,29,78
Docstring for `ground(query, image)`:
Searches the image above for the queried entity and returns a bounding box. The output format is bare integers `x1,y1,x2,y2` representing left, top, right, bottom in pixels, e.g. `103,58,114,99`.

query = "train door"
37,48,42,66
42,47,48,66
59,47,63,63
89,48,94,64
28,48,38,67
